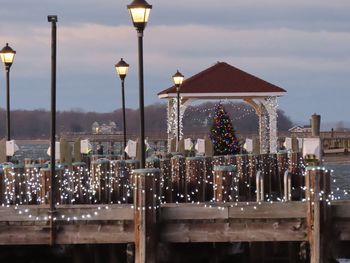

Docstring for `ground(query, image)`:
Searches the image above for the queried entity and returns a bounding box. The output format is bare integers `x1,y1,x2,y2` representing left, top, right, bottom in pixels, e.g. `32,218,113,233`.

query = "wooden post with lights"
234,155,250,201
170,155,186,203
133,168,160,263
213,165,236,202
288,152,304,200
305,167,332,263
159,158,172,203
185,157,205,202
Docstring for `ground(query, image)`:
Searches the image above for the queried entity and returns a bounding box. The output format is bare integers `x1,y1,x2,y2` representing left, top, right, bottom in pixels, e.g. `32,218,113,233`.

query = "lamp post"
172,70,184,152
127,0,152,168
115,58,129,159
0,43,16,145
48,15,57,246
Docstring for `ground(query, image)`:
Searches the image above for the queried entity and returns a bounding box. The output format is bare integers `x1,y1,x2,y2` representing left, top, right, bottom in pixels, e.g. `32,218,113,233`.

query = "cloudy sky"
0,0,349,124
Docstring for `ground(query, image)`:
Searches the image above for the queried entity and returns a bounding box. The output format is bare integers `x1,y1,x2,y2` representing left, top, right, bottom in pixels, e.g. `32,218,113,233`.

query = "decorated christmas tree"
209,103,239,155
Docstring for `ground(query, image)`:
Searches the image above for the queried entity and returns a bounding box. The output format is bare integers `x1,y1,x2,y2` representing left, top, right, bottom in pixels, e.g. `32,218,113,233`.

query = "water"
13,143,49,162
328,163,350,200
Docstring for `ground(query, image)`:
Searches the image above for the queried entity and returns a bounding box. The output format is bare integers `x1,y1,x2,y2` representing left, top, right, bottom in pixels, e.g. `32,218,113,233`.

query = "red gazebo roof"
158,62,286,99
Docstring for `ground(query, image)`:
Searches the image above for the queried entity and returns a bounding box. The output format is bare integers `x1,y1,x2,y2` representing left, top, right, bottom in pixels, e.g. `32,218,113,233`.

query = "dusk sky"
0,0,349,125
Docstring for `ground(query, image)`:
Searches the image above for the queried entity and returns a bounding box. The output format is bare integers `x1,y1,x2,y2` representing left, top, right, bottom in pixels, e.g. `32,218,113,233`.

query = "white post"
167,99,176,152
258,102,270,154
244,98,270,154
262,97,278,153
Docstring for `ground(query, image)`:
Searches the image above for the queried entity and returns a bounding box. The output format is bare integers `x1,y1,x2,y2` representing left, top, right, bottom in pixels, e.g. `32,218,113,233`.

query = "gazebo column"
258,103,270,154
259,97,278,153
244,98,270,154
167,99,176,151
167,98,192,152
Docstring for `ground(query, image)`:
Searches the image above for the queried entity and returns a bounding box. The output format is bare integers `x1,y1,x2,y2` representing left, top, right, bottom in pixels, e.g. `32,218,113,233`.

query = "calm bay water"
13,143,49,162
328,163,350,200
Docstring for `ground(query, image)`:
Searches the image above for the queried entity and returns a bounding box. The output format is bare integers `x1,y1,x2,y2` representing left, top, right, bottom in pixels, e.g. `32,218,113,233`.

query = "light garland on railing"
1,156,350,222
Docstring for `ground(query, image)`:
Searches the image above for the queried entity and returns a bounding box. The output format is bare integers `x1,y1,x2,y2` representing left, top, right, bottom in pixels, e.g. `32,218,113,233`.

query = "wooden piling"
110,160,125,204
185,157,205,202
213,165,236,202
132,168,160,263
40,167,64,204
2,164,26,205
170,155,186,203
146,157,161,207
125,160,140,203
277,152,288,200
91,159,111,203
71,162,89,204
305,167,332,263
258,154,271,200
24,163,43,204
203,156,213,201
159,158,172,203
288,152,304,200
247,154,259,201
235,154,250,201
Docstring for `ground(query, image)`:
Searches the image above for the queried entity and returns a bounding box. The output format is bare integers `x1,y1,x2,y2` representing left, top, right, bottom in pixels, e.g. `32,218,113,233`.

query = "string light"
1,153,349,222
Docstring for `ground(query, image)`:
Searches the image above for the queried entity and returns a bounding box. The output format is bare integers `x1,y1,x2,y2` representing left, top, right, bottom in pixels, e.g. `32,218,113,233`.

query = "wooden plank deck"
0,201,349,245
161,202,308,242
0,204,134,245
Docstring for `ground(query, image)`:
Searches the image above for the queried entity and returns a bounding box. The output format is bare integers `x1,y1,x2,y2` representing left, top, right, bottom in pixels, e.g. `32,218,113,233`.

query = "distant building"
92,121,119,134
288,125,312,133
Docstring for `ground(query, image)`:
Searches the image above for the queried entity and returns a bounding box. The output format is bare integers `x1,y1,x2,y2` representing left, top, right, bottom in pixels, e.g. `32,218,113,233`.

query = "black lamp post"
127,0,152,168
172,70,184,152
47,15,57,246
115,58,129,159
0,43,16,145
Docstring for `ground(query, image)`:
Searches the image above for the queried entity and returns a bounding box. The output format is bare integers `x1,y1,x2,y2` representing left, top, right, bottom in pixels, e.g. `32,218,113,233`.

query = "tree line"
0,102,293,139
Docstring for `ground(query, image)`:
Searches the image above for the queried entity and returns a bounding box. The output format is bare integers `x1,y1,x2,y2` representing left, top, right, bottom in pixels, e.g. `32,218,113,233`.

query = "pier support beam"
133,168,160,263
305,167,332,263
213,165,236,202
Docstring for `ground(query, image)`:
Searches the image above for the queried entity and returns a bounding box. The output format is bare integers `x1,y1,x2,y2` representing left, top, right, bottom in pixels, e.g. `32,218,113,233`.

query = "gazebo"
157,62,287,153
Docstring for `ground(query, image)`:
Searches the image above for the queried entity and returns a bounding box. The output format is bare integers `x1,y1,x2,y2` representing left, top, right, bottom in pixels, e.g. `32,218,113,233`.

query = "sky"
0,0,349,125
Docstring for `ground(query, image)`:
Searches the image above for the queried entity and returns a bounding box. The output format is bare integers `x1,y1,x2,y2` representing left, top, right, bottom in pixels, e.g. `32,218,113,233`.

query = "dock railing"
1,152,348,262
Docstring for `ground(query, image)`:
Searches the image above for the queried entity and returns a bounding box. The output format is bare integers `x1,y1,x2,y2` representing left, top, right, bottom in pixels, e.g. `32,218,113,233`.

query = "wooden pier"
0,153,349,262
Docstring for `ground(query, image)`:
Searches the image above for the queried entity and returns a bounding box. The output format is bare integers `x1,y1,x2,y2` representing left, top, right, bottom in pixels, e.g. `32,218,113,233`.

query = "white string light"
1,154,348,222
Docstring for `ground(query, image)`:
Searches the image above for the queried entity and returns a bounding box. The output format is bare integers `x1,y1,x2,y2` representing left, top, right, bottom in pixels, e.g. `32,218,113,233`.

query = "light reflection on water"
327,163,350,200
